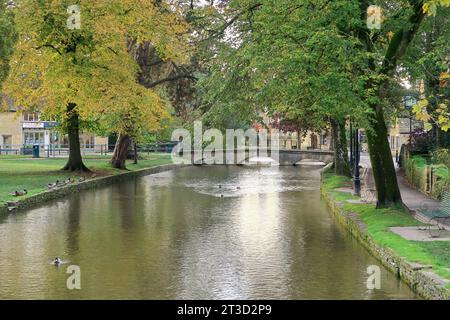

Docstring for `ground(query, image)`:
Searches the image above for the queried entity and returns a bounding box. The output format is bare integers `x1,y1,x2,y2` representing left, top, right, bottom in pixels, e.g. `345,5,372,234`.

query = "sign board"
22,122,44,129
22,121,58,129
44,122,58,129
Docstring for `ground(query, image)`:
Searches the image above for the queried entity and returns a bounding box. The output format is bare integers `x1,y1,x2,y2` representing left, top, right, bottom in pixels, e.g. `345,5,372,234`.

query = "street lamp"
349,120,353,170
353,127,361,196
403,95,417,145
349,119,361,196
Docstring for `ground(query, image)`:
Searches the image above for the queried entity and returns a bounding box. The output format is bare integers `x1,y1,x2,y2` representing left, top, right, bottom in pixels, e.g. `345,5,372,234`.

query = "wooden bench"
418,192,450,238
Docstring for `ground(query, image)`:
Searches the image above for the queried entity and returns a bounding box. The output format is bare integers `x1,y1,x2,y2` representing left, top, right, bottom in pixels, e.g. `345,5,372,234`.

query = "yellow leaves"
108,0,190,64
440,72,450,87
438,118,450,132
415,111,431,122
436,103,448,114
424,122,433,131
423,2,438,15
387,31,394,41
423,0,450,16
412,99,431,122
412,98,450,132
5,0,189,135
438,115,447,124
436,104,450,131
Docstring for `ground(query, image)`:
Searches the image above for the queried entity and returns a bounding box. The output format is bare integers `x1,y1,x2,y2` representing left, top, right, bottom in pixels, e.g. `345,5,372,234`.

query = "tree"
0,0,16,90
136,0,242,127
404,6,450,143
4,0,188,171
350,0,448,207
109,0,214,168
197,0,367,176
196,0,449,207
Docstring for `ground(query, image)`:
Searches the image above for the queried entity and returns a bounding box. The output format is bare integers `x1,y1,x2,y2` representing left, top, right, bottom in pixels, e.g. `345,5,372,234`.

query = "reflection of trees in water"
114,180,137,230
132,168,228,298
66,194,82,255
283,193,361,298
283,192,408,299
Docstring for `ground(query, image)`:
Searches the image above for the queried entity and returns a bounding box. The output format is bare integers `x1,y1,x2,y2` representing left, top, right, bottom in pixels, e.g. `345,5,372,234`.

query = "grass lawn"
0,153,172,206
323,173,450,286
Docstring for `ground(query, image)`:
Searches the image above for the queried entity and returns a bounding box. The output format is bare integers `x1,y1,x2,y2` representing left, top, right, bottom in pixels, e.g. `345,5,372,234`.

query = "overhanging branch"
381,1,426,75
144,74,198,88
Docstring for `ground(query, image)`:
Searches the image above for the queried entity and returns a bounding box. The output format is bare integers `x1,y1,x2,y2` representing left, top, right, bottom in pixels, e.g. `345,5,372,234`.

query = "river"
0,166,417,299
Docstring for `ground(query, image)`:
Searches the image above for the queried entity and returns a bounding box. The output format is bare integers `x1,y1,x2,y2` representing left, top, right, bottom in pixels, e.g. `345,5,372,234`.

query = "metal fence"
0,143,177,157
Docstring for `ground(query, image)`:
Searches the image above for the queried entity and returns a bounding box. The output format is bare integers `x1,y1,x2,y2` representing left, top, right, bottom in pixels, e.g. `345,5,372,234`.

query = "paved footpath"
396,169,440,212
356,153,449,241
359,153,442,220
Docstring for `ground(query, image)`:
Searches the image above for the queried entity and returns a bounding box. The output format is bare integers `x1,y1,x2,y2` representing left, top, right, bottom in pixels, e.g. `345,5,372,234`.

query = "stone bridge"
184,149,334,166
277,149,334,166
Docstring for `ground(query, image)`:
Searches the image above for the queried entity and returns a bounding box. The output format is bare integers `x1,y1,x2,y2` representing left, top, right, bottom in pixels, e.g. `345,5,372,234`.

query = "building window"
321,135,327,145
24,130,44,145
23,111,40,122
80,135,95,148
2,135,12,148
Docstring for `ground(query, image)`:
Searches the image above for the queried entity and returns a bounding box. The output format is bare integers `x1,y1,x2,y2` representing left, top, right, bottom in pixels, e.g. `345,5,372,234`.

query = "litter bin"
32,144,40,158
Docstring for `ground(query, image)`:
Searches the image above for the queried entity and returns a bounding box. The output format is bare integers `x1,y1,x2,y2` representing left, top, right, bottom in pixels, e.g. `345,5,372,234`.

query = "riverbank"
321,171,450,300
0,154,174,214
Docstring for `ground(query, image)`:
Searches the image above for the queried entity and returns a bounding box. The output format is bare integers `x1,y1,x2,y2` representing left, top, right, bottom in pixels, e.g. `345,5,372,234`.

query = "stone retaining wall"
0,163,185,216
321,186,449,300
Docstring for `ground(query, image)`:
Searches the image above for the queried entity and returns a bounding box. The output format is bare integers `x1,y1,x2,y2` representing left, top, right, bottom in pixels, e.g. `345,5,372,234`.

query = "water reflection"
0,166,417,299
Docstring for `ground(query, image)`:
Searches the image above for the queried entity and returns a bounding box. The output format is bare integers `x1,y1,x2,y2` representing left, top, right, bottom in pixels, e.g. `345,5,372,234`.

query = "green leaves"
423,0,450,16
196,0,450,147
0,2,17,92
410,155,428,169
198,0,374,130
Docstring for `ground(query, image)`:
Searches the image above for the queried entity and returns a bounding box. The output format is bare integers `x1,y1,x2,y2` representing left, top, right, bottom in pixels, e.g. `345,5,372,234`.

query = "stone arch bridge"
186,149,334,166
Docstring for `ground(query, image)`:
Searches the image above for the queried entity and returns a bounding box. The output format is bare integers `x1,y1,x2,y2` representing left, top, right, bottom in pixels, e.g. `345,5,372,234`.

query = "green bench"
419,192,450,238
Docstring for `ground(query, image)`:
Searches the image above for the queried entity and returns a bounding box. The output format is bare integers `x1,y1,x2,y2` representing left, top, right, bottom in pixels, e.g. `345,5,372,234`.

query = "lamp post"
349,120,354,170
353,127,361,196
403,95,417,145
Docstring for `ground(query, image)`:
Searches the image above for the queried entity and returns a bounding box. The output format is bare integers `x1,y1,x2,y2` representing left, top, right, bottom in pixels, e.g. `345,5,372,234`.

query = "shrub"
409,128,436,154
431,148,450,168
406,156,429,193
405,156,449,200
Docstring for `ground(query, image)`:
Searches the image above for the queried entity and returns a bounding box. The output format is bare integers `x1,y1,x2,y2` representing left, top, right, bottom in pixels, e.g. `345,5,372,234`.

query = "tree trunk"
329,128,334,151
331,119,351,177
111,133,132,169
365,104,402,208
133,141,138,164
62,103,90,172
355,0,424,208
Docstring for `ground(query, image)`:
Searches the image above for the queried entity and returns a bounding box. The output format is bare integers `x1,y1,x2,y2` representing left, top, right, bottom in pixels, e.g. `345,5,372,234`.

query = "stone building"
279,131,332,150
0,109,108,154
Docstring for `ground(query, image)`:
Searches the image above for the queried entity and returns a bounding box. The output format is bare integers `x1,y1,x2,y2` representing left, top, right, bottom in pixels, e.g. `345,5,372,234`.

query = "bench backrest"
440,192,450,215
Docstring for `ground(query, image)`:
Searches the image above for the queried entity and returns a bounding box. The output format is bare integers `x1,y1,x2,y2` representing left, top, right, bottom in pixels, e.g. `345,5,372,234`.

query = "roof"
0,94,21,112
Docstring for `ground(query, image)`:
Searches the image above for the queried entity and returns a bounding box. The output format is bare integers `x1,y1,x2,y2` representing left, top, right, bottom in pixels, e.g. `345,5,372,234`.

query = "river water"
0,166,417,299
